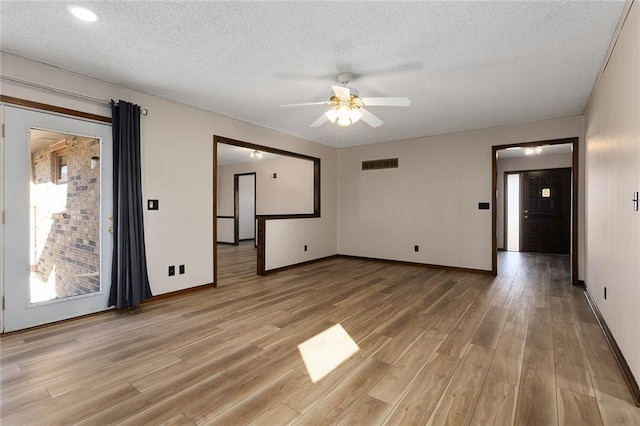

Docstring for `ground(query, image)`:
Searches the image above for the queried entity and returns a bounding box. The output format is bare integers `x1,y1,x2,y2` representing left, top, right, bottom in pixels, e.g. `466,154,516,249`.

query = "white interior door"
2,106,113,332
238,174,255,240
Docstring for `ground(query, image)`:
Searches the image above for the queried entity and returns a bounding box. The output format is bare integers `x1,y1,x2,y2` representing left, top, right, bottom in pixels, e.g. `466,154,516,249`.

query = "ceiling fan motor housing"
336,72,354,85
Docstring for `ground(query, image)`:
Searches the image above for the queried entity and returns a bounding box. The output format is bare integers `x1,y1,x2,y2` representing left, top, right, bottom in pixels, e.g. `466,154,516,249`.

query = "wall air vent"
362,158,399,170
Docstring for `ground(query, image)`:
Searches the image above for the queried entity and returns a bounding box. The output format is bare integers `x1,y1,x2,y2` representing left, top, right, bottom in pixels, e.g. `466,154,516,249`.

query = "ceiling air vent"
362,158,399,170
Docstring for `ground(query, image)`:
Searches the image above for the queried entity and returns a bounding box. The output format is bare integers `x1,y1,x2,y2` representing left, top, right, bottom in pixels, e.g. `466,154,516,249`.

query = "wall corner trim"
584,285,640,406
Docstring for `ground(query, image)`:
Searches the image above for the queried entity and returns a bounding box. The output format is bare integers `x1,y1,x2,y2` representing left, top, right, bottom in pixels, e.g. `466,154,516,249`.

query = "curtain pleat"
109,100,152,308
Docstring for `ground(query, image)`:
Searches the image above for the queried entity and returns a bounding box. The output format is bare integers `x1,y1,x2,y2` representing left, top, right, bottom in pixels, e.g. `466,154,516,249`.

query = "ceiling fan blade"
332,85,350,100
359,108,384,128
310,114,329,127
279,101,333,108
360,97,411,107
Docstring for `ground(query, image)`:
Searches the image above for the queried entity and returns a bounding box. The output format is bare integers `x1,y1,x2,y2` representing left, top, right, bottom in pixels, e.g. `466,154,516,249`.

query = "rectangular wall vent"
362,158,399,170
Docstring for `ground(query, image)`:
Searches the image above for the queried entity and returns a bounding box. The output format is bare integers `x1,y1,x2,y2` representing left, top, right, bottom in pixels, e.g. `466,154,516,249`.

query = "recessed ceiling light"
67,5,98,22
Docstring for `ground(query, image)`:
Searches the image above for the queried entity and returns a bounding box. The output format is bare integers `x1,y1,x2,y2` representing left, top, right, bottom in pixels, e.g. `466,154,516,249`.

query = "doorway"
213,136,320,285
505,168,571,254
234,173,256,245
3,106,113,332
492,137,578,284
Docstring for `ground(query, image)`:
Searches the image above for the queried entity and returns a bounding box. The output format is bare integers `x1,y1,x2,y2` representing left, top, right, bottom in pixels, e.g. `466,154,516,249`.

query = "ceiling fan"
279,72,411,128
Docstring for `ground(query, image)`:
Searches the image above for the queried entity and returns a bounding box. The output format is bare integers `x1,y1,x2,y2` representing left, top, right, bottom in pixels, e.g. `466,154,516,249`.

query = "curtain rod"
1,75,148,115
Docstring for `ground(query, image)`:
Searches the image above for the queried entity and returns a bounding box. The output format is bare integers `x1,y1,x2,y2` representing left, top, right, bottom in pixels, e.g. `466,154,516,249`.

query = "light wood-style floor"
2,245,639,425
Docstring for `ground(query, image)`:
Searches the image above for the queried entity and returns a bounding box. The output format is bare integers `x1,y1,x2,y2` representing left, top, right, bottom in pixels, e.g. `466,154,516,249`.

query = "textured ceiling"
0,1,626,148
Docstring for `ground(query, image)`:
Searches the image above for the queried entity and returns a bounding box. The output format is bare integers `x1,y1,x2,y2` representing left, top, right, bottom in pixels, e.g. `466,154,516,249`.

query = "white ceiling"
0,1,626,148
497,143,572,159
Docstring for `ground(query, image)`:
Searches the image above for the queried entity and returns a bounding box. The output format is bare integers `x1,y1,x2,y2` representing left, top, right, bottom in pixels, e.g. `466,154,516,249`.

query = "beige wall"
1,52,338,295
496,152,573,250
217,155,314,216
585,3,640,383
216,155,315,244
337,115,585,273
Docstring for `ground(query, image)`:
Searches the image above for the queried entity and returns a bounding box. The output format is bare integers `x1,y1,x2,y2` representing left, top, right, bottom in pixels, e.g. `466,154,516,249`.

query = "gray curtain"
109,100,152,308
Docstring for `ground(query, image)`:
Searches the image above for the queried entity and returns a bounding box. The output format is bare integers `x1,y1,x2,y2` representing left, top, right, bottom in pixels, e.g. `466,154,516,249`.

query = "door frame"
2,104,114,332
492,137,579,284
234,172,256,245
1,96,111,333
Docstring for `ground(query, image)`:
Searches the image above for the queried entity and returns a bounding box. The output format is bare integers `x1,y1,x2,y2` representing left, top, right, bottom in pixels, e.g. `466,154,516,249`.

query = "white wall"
238,174,255,240
265,218,330,270
1,52,337,295
216,218,234,244
496,153,572,249
584,3,640,384
217,155,314,216
338,115,585,274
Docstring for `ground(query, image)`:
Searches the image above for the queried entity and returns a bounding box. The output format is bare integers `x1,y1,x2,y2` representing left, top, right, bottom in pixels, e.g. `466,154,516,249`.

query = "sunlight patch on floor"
297,323,359,383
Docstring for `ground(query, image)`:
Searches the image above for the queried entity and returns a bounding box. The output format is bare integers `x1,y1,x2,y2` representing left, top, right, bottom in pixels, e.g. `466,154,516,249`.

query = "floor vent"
362,158,398,170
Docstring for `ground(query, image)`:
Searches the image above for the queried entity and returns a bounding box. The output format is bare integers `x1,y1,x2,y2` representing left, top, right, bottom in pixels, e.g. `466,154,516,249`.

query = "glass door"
3,106,113,332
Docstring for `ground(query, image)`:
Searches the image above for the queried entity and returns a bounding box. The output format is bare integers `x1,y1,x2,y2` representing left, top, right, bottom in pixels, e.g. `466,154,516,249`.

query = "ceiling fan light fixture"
327,105,363,127
324,108,338,123
336,105,351,126
350,108,363,124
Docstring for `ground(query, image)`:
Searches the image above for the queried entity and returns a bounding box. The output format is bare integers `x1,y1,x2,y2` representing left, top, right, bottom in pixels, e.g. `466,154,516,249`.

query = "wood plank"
285,333,391,414
369,330,446,404
384,352,459,425
295,358,391,425
373,326,426,365
337,395,392,426
514,367,558,426
552,314,594,398
593,387,640,425
487,322,527,386
470,377,517,426
557,388,603,426
470,305,509,350
206,369,308,425
426,344,494,425
2,250,638,425
247,403,300,426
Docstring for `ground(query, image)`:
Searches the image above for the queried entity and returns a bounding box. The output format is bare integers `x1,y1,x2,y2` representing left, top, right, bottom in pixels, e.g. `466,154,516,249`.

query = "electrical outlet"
179,265,185,274
604,286,607,300
168,265,175,276
304,244,308,252
414,245,419,252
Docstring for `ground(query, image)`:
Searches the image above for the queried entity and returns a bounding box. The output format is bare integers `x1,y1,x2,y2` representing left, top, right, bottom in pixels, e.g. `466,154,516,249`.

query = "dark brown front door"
521,168,571,254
